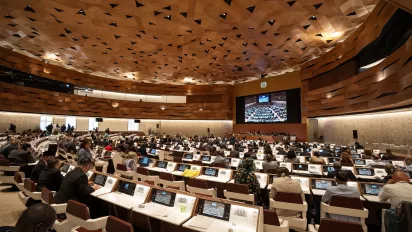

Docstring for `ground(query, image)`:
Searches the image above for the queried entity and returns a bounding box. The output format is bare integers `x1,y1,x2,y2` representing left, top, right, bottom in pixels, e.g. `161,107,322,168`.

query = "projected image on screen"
245,92,287,122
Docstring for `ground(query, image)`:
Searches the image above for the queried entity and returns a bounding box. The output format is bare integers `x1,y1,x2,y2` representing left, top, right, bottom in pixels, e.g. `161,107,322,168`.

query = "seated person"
30,151,55,183
362,150,373,159
234,157,260,202
283,150,300,163
212,151,230,168
322,170,361,223
55,158,100,205
77,139,94,164
310,150,326,164
366,154,387,167
137,144,148,156
379,171,412,209
37,159,64,192
381,149,397,160
381,164,395,183
7,143,35,166
0,137,18,159
262,154,278,173
270,167,304,217
0,203,56,232
400,155,412,172
327,162,357,181
340,152,354,166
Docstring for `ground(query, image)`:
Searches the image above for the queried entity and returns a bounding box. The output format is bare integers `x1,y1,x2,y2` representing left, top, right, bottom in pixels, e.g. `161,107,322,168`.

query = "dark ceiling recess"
0,65,74,94
358,9,412,67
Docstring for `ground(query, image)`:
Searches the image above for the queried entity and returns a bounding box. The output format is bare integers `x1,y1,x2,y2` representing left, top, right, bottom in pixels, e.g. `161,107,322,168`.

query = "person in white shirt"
379,171,412,208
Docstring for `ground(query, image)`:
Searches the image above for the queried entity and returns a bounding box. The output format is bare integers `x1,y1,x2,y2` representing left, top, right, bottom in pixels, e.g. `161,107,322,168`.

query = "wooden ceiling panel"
0,0,378,85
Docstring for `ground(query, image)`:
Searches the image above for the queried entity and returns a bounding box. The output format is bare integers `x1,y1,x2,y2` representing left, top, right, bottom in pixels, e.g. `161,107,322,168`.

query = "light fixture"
112,102,119,108
331,31,342,38
199,108,203,111
160,106,166,110
44,53,58,60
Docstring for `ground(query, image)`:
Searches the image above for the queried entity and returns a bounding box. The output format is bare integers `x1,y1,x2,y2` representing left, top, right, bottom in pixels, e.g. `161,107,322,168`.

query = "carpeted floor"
0,183,26,226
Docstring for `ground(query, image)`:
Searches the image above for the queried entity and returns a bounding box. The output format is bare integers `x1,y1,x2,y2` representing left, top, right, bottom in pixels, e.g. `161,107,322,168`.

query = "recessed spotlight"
248,26,253,29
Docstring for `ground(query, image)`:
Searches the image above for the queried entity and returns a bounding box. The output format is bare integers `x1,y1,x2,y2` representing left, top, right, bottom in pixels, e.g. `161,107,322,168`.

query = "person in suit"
8,143,35,166
137,143,148,156
327,162,357,181
0,137,18,159
55,158,100,205
212,151,230,168
366,154,387,167
284,150,300,163
37,159,64,191
30,151,55,183
322,170,361,223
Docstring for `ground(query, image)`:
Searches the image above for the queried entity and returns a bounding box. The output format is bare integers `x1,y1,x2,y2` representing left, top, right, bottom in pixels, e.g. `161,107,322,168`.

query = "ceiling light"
112,102,119,108
199,108,203,111
160,106,166,110
44,53,57,60
331,31,343,38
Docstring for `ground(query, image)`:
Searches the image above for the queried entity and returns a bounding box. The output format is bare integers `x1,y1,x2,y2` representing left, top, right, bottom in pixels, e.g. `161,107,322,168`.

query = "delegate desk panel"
98,180,151,209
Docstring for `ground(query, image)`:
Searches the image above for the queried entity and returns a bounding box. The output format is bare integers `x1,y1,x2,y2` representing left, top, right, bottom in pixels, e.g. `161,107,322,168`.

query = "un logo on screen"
260,81,267,88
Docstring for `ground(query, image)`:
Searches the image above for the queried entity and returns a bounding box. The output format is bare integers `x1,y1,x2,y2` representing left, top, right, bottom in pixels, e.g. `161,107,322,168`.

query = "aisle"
0,183,25,226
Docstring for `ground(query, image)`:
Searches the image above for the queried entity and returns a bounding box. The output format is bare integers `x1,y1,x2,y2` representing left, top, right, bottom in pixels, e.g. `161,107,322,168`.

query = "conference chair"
106,216,134,232
269,192,308,231
320,196,368,232
115,164,137,179
41,187,67,214
263,210,289,232
308,218,364,232
14,172,30,205
186,178,217,198
223,183,255,204
211,162,228,168
66,200,109,232
158,172,185,191
23,179,42,200
173,157,183,163
136,167,159,185
0,159,20,184
192,160,203,166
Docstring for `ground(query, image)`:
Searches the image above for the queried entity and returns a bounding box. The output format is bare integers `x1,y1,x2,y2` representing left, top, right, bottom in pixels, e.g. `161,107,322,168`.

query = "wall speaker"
207,128,210,133
96,118,103,122
353,130,358,139
134,119,140,123
156,124,159,128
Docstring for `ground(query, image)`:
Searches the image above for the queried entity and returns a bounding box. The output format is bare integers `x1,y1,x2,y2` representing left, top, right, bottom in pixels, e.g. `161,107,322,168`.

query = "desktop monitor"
61,164,70,173
117,181,136,196
184,154,193,159
351,154,361,159
314,179,334,190
157,161,167,169
364,184,383,196
139,157,150,166
204,168,217,177
96,147,104,156
294,164,308,171
357,168,374,176
151,149,156,155
151,189,176,207
322,166,335,173
93,174,107,186
178,164,190,172
354,159,366,165
104,151,112,157
198,199,231,221
202,156,211,161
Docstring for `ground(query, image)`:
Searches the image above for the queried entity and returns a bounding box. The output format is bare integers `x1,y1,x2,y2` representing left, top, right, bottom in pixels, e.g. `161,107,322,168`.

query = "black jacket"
0,144,18,159
37,167,64,191
8,150,35,166
55,167,94,204
30,160,47,183
137,147,147,156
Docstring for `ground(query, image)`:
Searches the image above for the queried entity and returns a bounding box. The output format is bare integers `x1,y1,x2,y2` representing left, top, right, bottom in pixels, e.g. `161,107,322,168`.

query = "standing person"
76,139,93,164
30,151,55,183
8,123,16,134
322,171,361,222
60,124,66,133
55,158,100,205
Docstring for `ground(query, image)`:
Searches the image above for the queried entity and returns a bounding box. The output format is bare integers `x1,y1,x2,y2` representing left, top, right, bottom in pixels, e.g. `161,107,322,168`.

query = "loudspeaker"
156,124,159,128
207,128,210,133
96,118,103,122
134,119,140,123
353,130,358,139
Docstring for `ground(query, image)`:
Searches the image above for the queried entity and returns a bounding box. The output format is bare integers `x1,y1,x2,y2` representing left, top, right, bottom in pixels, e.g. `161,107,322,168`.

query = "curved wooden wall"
300,2,412,118
0,81,231,120
0,47,231,96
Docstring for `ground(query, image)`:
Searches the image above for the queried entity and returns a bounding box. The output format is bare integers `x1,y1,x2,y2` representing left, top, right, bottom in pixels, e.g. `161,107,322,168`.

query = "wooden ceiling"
0,0,378,85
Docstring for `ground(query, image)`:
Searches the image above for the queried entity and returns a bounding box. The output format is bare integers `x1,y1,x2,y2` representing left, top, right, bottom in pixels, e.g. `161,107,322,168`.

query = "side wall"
0,112,232,136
